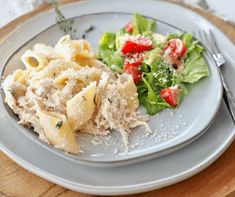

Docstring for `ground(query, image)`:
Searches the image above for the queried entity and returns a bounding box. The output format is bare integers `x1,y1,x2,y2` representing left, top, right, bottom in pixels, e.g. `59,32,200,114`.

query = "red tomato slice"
167,38,186,58
164,38,186,65
121,37,152,54
124,21,133,34
160,85,180,107
123,64,142,83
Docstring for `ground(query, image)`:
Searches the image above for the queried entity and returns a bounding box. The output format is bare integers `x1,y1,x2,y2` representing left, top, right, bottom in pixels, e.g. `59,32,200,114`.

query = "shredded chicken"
80,73,151,149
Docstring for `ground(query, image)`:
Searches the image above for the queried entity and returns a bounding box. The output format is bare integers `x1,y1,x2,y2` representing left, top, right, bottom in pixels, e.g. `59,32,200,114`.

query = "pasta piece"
54,72,82,89
54,75,71,89
11,83,26,99
12,69,24,81
33,43,62,60
55,35,96,66
117,73,139,112
72,39,95,59
73,58,96,67
37,109,79,154
66,81,96,130
21,50,48,71
12,69,28,85
74,67,102,84
54,67,101,89
36,59,81,79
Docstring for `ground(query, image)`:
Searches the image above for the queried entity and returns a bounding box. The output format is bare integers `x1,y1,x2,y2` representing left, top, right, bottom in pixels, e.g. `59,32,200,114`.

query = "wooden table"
1,1,235,197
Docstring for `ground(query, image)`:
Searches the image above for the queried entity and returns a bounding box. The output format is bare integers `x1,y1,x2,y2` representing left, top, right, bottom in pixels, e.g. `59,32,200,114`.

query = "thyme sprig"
50,0,77,39
50,1,95,39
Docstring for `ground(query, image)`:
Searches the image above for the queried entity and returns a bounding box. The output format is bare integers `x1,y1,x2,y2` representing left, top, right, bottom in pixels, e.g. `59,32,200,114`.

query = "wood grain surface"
1,1,235,197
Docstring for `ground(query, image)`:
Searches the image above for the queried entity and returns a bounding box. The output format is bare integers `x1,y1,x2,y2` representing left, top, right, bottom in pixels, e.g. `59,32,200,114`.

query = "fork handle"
221,73,235,123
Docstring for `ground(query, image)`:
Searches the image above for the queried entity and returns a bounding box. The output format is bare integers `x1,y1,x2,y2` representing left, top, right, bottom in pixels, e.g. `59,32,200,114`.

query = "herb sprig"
50,0,77,39
51,1,95,39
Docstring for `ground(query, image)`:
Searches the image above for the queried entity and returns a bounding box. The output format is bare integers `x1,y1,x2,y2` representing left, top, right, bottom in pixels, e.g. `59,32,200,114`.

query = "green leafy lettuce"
132,13,156,35
180,33,209,83
136,60,179,114
138,33,209,114
98,32,123,72
98,14,209,115
137,76,169,115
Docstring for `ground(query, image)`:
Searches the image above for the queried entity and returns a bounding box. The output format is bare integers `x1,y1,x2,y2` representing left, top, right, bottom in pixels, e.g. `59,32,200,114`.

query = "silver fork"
194,30,235,123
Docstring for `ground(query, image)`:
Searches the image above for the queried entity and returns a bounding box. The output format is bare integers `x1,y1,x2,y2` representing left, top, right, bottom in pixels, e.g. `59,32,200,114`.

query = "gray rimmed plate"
0,0,235,195
0,9,222,166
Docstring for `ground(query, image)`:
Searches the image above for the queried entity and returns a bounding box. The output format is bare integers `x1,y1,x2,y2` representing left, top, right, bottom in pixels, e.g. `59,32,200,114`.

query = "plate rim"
1,121,234,195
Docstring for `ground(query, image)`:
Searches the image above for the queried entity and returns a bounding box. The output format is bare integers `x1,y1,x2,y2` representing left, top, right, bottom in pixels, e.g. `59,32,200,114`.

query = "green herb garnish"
82,25,95,39
50,0,77,39
55,120,63,129
108,98,112,103
85,25,95,33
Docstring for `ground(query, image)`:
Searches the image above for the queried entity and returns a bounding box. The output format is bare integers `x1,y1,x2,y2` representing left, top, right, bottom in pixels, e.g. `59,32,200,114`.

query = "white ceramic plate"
0,0,235,195
0,8,222,166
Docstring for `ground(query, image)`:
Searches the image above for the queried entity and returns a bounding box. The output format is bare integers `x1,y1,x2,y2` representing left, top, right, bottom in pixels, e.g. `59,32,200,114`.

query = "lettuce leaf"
180,33,209,83
181,33,193,48
143,48,162,65
150,61,177,89
115,28,126,49
180,51,209,83
98,32,123,72
137,77,169,115
99,32,116,50
132,13,155,35
138,60,180,114
98,50,123,72
166,33,209,84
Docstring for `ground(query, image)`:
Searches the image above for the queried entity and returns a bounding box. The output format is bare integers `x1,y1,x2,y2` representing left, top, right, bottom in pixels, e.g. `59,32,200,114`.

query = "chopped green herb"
82,25,95,39
85,25,95,33
108,98,112,103
55,120,63,129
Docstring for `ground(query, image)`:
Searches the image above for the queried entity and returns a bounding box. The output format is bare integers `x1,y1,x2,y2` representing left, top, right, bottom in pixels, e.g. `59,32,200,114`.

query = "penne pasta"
12,69,28,85
55,35,96,66
21,50,48,71
33,43,62,60
53,72,82,89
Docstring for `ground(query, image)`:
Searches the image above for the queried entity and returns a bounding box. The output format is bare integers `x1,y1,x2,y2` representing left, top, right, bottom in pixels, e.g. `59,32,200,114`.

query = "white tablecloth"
0,0,234,28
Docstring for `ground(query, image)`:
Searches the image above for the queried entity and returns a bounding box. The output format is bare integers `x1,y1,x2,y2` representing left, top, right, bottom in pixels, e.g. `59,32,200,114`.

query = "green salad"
98,13,209,115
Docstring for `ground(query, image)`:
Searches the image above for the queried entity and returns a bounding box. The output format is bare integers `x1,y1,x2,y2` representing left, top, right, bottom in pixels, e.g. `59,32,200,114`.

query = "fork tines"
193,29,226,67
